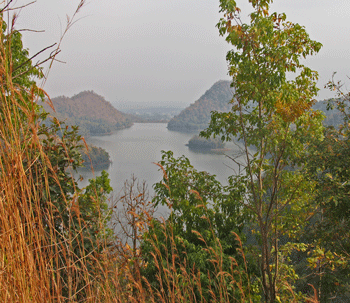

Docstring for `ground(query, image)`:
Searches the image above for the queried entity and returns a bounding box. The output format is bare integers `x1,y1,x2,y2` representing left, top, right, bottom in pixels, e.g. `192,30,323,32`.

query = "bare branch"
1,1,36,13
0,0,14,13
12,42,57,74
18,29,45,33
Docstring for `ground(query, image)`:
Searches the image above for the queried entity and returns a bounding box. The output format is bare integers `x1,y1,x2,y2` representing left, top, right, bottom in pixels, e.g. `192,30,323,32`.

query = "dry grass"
0,4,109,301
0,22,57,302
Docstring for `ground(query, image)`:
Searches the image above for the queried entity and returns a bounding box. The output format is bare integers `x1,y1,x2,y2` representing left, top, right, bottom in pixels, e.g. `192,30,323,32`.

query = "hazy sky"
12,0,350,109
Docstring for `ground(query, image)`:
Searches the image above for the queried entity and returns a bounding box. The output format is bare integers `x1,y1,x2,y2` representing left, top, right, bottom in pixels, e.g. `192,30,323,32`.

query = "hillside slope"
312,99,348,127
43,91,133,136
167,80,234,132
167,80,347,133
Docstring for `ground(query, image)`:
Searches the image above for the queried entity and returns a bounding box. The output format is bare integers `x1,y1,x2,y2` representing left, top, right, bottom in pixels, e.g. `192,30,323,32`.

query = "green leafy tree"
0,20,45,131
201,0,324,301
2,20,43,88
302,79,350,301
142,151,258,301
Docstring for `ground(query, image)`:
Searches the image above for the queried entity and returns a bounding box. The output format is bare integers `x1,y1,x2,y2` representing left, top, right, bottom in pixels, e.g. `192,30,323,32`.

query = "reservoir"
76,123,242,214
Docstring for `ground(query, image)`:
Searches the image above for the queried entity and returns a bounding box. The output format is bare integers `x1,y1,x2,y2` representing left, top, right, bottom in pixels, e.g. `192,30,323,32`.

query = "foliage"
0,9,116,301
142,150,259,301
0,20,45,129
301,79,350,301
201,0,324,301
2,21,43,90
187,134,225,150
81,144,111,169
77,170,114,250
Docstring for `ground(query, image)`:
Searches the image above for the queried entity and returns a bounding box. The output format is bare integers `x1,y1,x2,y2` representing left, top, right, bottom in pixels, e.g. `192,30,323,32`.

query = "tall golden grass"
0,4,111,300
0,19,60,301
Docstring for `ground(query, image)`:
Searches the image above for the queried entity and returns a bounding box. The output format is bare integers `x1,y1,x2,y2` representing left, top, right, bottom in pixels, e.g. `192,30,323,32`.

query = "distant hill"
312,99,348,127
167,80,234,132
43,91,133,136
122,107,184,123
167,80,347,132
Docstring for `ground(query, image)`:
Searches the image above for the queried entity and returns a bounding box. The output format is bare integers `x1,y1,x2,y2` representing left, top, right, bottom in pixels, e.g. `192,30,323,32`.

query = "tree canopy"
200,0,325,301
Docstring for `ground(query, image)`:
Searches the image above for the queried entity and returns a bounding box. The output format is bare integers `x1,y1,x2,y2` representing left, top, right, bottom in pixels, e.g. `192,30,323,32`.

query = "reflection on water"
75,123,242,215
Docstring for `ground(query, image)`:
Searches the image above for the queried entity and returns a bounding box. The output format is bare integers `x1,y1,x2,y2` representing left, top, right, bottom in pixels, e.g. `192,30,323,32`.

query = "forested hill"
312,99,347,127
167,80,233,132
167,80,346,132
43,91,133,136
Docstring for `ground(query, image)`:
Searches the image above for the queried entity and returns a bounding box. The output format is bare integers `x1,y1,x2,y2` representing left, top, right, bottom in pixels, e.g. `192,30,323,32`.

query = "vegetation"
2,0,350,302
123,107,183,123
168,83,347,135
0,4,115,300
201,0,324,301
142,150,258,301
299,79,350,301
187,135,225,150
81,144,111,170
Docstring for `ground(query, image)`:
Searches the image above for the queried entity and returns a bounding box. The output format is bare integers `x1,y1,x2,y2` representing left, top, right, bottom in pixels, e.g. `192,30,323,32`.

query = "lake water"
76,123,242,215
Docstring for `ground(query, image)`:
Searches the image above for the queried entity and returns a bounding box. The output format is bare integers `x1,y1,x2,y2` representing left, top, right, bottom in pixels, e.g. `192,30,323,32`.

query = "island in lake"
186,135,227,152
81,144,111,170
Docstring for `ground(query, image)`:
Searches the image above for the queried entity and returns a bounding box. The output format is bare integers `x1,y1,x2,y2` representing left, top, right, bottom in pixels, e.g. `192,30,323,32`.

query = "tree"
301,76,350,301
201,0,324,301
142,151,257,301
112,175,154,299
302,126,350,301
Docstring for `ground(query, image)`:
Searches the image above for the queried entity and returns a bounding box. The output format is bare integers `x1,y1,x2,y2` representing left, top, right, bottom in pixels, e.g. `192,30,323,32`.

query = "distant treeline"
121,106,183,123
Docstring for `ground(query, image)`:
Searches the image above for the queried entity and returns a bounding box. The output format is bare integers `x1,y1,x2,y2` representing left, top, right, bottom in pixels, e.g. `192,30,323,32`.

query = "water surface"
77,123,242,214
